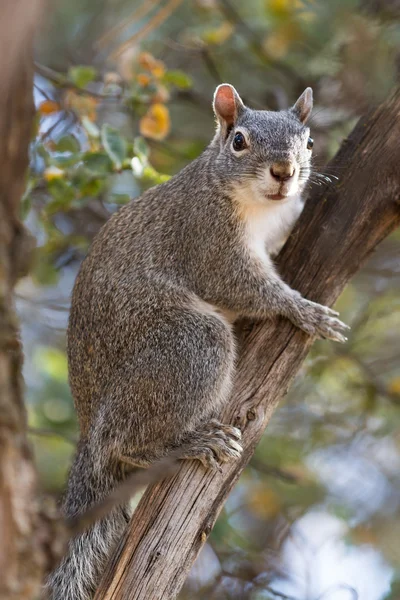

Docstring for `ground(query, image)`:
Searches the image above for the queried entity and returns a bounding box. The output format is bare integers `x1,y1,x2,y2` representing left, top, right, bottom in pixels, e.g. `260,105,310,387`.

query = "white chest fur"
243,195,304,261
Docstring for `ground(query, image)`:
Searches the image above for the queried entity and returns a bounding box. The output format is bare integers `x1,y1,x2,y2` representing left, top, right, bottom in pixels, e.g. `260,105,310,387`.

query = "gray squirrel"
47,84,348,599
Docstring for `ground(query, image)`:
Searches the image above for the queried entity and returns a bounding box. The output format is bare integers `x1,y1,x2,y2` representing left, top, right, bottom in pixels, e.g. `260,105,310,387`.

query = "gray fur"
47,85,348,599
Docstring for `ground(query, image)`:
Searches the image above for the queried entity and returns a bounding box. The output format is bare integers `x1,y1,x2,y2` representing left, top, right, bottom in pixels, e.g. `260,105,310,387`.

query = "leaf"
137,74,152,87
133,136,150,161
248,485,282,519
21,195,31,219
33,257,60,286
101,124,127,170
142,165,170,184
202,23,234,46
131,157,145,178
65,91,98,121
21,177,37,219
38,100,61,115
44,166,65,181
108,193,131,205
388,377,400,396
34,346,68,381
55,135,80,153
83,152,113,175
79,177,107,198
162,70,192,89
50,152,82,168
82,116,100,138
46,178,75,212
139,103,170,141
138,52,165,78
68,65,97,89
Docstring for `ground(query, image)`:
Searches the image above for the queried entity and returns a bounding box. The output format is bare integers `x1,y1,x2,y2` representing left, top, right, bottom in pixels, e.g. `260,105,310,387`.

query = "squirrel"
47,84,348,599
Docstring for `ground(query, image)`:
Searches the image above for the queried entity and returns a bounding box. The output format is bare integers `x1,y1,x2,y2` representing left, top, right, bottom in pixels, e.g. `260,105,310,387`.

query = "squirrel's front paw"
292,298,350,343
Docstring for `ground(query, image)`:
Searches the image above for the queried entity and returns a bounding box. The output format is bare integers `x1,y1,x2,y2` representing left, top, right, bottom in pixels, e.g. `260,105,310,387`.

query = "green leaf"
50,152,82,168
34,346,68,381
21,195,31,219
83,152,113,175
142,165,170,185
108,193,131,205
68,65,97,89
46,178,75,212
79,177,107,198
55,135,80,153
133,136,150,161
163,70,192,89
82,116,100,138
21,177,37,219
32,254,60,286
36,143,51,165
101,124,127,170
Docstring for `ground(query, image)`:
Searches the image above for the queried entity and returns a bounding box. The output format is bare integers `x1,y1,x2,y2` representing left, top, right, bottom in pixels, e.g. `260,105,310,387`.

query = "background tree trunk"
95,89,400,600
0,2,45,597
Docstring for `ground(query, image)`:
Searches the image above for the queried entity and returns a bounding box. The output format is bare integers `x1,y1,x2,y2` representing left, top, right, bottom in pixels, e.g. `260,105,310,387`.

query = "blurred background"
21,0,400,598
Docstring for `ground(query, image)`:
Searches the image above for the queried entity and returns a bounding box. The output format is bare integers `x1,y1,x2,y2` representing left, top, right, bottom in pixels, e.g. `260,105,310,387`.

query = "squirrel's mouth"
266,193,287,201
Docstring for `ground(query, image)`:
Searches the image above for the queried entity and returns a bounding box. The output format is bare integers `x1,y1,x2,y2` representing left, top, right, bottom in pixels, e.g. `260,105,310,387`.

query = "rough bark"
0,2,45,598
95,89,400,599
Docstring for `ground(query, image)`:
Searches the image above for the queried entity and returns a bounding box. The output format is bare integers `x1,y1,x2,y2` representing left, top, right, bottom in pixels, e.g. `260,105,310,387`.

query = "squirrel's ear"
213,84,244,136
292,87,313,124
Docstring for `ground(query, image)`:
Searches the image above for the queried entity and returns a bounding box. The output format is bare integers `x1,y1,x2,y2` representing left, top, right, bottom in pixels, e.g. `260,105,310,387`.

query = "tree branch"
95,89,400,599
0,1,45,598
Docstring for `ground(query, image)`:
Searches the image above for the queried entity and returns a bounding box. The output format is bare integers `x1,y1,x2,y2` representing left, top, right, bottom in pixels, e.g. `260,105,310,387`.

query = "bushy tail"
46,441,130,600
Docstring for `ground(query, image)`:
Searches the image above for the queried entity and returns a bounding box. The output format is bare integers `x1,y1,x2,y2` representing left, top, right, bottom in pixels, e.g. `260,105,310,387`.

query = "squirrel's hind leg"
93,303,239,471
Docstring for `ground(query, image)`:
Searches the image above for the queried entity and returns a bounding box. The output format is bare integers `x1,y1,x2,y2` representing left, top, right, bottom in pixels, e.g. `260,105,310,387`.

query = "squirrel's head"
211,84,313,203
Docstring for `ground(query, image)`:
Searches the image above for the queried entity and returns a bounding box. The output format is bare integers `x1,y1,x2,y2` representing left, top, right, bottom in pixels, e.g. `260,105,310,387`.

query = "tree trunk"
0,2,45,598
95,89,400,599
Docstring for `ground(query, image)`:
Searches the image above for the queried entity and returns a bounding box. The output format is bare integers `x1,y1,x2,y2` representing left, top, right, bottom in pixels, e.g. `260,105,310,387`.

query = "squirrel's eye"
232,132,247,152
307,137,314,150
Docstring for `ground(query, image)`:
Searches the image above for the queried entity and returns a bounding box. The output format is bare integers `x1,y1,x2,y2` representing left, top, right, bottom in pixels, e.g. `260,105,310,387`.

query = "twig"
96,0,162,50
250,458,300,484
35,62,117,100
110,0,186,60
338,351,400,407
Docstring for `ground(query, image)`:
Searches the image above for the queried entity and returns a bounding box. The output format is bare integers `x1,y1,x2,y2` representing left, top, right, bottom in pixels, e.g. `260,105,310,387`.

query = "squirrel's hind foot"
179,420,243,470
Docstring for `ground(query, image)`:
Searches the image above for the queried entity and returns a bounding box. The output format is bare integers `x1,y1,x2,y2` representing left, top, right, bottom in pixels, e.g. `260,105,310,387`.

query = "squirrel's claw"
293,298,350,343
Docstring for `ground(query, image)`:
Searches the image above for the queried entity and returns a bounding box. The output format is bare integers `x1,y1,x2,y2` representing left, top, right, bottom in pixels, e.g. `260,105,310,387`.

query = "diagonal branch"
95,89,400,600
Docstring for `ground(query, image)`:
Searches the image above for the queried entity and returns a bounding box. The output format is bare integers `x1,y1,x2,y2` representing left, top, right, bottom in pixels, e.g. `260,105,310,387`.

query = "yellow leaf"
263,22,301,58
137,73,152,87
388,377,400,396
248,486,281,519
151,62,165,79
263,31,290,58
38,100,60,115
138,52,165,78
267,0,292,17
139,103,170,141
64,90,98,122
203,22,235,45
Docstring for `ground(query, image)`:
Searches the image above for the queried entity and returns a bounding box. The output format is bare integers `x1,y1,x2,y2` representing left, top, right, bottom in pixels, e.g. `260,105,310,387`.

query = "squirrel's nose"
270,162,295,182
